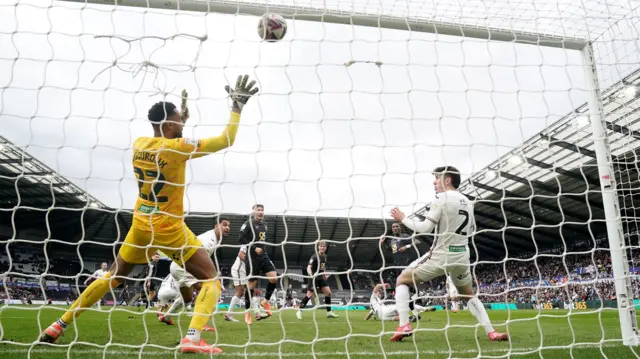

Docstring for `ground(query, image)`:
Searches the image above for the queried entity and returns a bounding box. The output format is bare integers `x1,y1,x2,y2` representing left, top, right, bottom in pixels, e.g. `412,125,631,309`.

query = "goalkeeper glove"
225,74,259,112
180,89,190,123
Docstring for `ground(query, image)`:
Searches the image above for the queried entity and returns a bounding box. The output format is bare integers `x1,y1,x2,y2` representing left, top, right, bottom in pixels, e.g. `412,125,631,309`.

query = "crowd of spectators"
1,241,640,306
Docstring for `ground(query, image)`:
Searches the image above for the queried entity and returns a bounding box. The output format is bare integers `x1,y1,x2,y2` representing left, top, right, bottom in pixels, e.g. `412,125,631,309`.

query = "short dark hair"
216,216,231,225
252,204,264,210
433,166,461,189
148,101,177,124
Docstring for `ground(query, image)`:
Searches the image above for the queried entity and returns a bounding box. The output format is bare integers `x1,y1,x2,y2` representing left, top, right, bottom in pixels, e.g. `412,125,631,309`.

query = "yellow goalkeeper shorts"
119,222,202,266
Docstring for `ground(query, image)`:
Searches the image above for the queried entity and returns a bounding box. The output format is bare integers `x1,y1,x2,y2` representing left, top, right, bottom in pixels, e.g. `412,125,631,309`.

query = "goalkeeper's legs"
40,256,134,343
181,248,222,354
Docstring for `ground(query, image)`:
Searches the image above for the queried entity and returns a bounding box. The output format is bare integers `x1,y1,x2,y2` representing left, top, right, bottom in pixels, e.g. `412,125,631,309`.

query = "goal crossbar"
55,0,639,347
61,0,588,50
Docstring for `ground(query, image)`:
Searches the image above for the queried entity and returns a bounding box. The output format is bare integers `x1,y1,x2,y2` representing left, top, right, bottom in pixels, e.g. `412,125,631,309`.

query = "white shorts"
170,262,198,288
409,251,472,287
375,305,398,321
231,257,247,286
157,286,180,306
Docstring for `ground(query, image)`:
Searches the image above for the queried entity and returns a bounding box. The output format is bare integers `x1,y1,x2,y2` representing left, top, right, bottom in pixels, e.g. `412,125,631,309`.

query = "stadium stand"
1,64,640,310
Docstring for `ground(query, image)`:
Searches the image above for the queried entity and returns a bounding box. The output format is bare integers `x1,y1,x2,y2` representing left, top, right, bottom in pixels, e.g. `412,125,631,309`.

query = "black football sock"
265,281,276,301
324,296,332,312
245,290,251,310
299,296,311,309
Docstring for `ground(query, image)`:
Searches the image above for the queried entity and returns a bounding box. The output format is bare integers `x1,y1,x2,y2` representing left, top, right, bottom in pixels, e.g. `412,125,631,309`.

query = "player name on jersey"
133,150,168,169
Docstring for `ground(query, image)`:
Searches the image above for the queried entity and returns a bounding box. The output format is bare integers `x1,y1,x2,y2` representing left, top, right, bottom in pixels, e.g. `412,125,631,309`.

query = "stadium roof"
452,68,640,258
0,135,108,239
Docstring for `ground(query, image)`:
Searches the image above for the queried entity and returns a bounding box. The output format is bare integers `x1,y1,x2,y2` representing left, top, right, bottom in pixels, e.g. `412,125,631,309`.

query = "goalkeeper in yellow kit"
40,75,259,355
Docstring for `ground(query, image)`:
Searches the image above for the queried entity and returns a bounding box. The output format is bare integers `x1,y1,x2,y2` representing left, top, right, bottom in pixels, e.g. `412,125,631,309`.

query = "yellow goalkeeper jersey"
131,112,241,233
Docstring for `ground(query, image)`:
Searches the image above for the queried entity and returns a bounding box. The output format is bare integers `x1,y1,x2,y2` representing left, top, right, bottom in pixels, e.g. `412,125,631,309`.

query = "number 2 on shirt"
134,167,168,203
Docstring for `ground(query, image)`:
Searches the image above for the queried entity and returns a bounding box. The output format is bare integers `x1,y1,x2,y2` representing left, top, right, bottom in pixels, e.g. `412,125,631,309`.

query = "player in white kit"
158,217,230,326
365,283,434,321
389,166,508,342
84,262,108,309
226,242,268,323
157,274,181,311
446,273,460,313
225,243,248,322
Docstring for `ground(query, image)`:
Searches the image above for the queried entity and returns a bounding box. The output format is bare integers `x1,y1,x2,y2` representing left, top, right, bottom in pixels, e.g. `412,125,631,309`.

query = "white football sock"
452,301,459,311
186,328,200,342
164,297,184,321
228,295,241,313
252,297,261,313
395,284,411,326
468,297,494,334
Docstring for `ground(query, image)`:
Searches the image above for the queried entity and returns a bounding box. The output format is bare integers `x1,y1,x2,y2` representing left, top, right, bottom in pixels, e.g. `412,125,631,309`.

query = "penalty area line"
0,343,620,357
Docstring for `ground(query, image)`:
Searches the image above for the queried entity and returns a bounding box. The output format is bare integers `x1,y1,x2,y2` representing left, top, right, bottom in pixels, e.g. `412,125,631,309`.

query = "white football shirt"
402,190,474,255
160,274,179,292
196,229,219,257
370,293,383,312
92,269,108,279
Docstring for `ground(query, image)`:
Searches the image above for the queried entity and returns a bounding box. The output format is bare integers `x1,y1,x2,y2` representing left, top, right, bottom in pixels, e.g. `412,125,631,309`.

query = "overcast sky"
0,0,637,218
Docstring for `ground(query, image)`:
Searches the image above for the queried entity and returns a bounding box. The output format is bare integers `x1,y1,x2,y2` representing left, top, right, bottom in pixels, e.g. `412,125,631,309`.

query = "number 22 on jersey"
133,166,168,203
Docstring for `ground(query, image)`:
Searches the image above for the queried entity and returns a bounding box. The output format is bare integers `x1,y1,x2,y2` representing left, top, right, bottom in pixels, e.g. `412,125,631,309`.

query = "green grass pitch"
0,306,637,358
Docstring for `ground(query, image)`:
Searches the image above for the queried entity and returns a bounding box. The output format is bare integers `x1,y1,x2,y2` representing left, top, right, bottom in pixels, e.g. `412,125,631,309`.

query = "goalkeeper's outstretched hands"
225,75,259,112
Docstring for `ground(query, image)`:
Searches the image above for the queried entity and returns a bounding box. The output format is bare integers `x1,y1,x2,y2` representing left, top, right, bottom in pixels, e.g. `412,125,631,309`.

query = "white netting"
1,0,639,358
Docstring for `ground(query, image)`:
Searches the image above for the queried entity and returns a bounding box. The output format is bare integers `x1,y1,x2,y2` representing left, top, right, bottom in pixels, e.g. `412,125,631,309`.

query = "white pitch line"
0,343,621,357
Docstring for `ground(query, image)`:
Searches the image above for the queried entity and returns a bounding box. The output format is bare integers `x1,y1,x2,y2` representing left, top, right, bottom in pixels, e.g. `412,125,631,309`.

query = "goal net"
1,0,640,357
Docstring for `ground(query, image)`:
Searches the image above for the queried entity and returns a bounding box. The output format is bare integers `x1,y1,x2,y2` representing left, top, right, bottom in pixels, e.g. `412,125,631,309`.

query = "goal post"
4,0,640,355
580,44,640,346
71,0,639,346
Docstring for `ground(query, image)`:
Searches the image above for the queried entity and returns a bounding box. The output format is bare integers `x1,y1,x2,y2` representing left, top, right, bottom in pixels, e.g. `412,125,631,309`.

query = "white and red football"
257,13,287,42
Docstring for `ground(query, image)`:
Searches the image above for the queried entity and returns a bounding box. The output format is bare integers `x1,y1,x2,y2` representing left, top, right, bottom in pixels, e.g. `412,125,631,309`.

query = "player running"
365,283,434,321
158,217,231,326
296,240,338,319
39,76,259,355
388,166,508,342
239,204,278,321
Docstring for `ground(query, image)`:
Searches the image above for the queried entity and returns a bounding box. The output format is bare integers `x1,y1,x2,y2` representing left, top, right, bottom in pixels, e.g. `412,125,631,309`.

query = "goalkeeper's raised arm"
166,75,259,159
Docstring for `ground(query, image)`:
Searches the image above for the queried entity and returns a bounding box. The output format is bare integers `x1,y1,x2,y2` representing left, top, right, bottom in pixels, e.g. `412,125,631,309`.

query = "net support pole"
581,43,640,346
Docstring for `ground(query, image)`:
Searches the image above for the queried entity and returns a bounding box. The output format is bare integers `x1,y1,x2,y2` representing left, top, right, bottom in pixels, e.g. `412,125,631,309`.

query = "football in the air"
257,13,287,42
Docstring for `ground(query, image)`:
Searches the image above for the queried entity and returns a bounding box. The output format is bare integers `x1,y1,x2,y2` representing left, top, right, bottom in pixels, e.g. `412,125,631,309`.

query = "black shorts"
307,277,328,290
246,255,276,277
149,280,160,292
